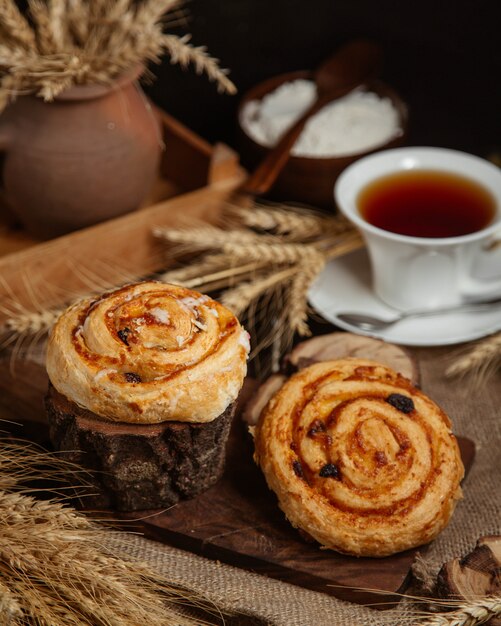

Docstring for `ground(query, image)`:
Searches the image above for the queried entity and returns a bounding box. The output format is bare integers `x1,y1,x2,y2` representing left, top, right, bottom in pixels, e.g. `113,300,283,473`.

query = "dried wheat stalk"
418,597,501,626
221,266,298,316
0,0,236,108
324,231,364,259
0,0,37,49
161,34,236,94
154,203,363,361
153,224,261,249
0,439,92,493
446,332,501,382
221,239,324,265
0,203,362,365
158,253,235,285
175,261,270,291
288,251,327,336
0,439,217,626
227,202,352,240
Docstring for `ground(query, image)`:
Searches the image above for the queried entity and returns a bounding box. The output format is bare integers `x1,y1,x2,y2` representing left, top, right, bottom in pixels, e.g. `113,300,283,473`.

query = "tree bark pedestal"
45,385,235,512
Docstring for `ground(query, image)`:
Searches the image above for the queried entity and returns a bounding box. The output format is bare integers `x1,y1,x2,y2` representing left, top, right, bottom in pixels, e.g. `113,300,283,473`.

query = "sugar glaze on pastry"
254,358,464,557
46,281,249,424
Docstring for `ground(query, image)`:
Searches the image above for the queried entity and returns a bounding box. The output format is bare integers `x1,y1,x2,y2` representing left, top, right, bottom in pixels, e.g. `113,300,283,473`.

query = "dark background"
14,0,500,156
142,0,500,158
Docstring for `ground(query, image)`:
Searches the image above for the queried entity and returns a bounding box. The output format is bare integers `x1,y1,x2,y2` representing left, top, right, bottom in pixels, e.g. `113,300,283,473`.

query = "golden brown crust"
46,281,249,424
254,358,464,557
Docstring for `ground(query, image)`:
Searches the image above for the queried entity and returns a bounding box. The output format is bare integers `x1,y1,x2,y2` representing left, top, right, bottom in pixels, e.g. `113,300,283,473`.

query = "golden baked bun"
46,281,249,424
254,358,464,557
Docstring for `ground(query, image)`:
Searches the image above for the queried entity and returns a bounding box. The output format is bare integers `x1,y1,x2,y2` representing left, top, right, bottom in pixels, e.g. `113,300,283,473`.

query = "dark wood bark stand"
46,385,235,511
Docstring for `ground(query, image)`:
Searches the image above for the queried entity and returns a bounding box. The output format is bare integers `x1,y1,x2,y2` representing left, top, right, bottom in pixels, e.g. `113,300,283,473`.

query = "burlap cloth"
102,345,501,625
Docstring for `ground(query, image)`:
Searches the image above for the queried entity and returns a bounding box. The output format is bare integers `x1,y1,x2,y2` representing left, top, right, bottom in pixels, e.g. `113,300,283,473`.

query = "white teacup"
335,147,501,311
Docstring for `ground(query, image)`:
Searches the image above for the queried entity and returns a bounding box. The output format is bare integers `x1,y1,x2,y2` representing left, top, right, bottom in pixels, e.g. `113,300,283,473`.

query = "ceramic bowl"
237,71,409,210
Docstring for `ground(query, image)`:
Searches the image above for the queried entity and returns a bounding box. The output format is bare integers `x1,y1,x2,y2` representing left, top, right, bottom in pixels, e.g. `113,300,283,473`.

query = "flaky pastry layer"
46,281,249,424
254,358,464,557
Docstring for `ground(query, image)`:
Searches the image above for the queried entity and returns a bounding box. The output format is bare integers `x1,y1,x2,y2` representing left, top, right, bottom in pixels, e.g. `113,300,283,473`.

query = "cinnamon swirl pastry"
254,358,464,557
47,281,249,424
45,281,250,510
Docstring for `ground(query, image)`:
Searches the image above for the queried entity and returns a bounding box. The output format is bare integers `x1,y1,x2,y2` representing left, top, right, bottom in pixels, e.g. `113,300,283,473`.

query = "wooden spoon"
242,40,383,197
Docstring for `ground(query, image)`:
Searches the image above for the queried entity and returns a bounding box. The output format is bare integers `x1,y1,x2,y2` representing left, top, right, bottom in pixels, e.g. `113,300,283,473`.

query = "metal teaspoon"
336,296,501,332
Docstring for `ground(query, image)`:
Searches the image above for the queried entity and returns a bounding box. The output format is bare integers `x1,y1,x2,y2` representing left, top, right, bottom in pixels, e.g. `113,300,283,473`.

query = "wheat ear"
288,253,327,336
419,597,501,625
161,33,237,94
0,440,217,626
0,579,22,622
446,332,501,380
3,308,61,336
65,0,90,45
222,240,322,265
135,0,184,26
47,0,71,52
0,44,35,68
1,0,236,105
154,225,260,248
0,491,205,626
0,0,36,50
28,0,59,55
221,267,298,316
230,203,353,240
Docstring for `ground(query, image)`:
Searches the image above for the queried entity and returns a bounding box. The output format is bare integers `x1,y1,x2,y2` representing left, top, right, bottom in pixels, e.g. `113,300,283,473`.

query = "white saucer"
308,248,501,346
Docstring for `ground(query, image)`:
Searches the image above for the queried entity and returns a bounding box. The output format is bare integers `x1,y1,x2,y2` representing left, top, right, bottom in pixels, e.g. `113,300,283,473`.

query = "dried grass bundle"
0,0,236,109
0,0,37,49
0,438,218,625
155,202,363,365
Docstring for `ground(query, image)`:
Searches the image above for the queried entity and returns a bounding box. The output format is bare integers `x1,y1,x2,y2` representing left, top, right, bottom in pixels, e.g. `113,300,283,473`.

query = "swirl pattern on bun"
254,358,464,557
46,281,249,424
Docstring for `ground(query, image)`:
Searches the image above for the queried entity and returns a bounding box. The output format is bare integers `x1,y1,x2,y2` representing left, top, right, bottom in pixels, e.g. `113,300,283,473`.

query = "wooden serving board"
0,360,475,608
134,424,474,608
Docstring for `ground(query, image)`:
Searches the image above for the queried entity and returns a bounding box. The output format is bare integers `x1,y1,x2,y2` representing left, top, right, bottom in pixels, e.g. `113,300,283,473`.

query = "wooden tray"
0,108,245,321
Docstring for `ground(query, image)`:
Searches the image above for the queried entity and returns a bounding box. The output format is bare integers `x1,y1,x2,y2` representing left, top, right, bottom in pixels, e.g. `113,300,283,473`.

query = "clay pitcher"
0,68,162,239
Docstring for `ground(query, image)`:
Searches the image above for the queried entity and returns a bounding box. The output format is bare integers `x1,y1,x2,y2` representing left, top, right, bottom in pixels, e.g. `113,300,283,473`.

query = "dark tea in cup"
357,170,496,238
335,148,501,310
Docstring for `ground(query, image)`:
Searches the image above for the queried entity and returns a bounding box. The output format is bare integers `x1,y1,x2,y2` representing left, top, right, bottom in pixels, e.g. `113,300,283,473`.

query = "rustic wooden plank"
158,108,213,191
0,174,244,323
138,423,474,608
0,221,35,256
0,358,49,444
